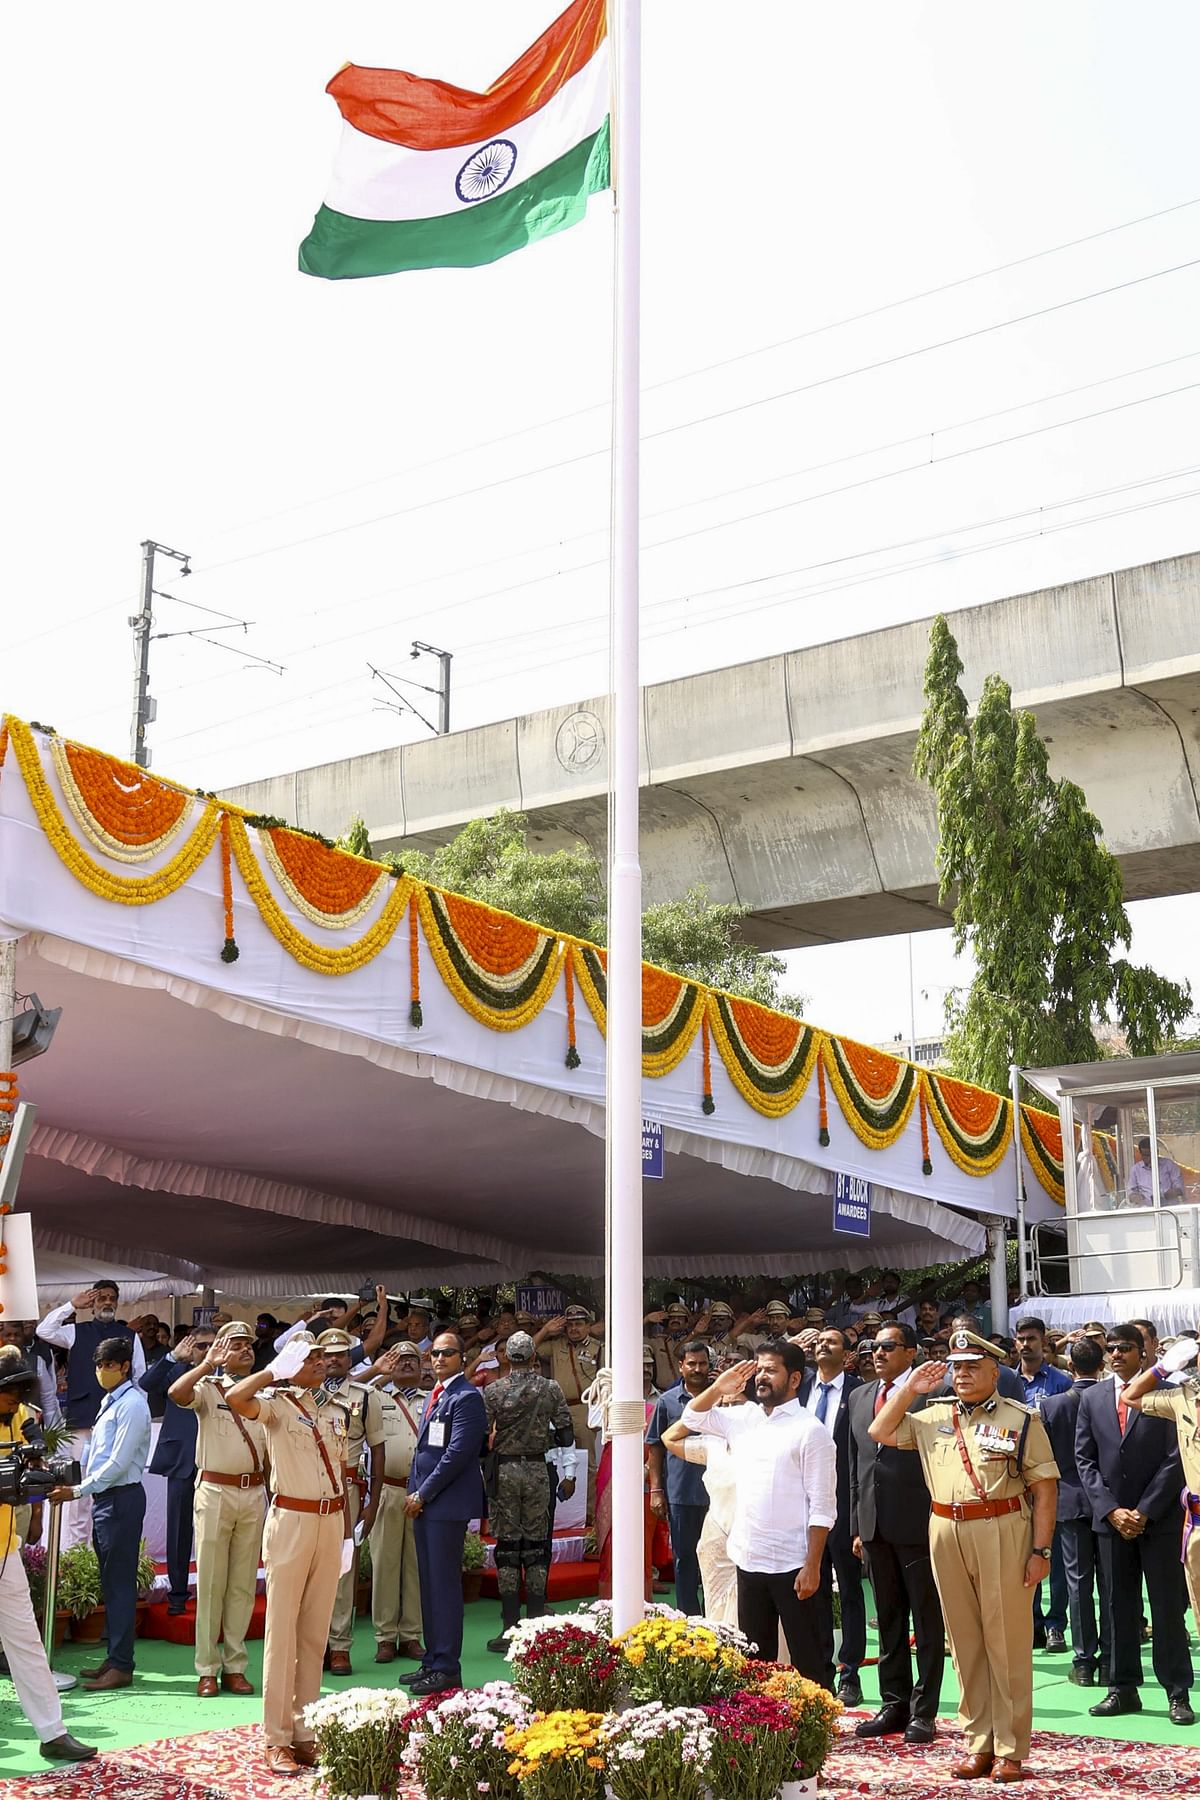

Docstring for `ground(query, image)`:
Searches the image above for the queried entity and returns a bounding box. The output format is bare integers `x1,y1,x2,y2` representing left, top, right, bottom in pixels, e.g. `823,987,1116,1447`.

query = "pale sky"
4,0,1200,1044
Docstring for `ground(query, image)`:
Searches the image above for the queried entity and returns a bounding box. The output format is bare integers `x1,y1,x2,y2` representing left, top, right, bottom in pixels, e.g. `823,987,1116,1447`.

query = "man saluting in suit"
1075,1321,1194,1725
799,1327,864,1705
399,1330,487,1697
847,1321,944,1743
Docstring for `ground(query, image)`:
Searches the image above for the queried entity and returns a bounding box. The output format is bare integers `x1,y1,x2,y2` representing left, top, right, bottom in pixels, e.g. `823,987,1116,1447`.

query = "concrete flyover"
221,551,1200,950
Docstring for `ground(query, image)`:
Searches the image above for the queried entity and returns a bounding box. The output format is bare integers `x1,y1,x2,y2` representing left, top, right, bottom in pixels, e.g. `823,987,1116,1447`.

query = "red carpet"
7,1717,1200,1798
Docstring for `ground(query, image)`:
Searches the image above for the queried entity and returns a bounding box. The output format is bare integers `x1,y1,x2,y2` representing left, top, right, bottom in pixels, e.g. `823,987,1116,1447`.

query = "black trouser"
1032,1525,1068,1635
818,1537,866,1681
164,1472,195,1604
863,1534,945,1721
92,1482,146,1673
1099,1525,1193,1697
736,1565,830,1687
1059,1516,1109,1676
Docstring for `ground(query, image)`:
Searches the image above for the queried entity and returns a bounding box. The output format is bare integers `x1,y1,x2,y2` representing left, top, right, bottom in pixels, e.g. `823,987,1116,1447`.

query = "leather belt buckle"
950,1500,969,1522
239,1472,254,1490
317,1496,338,1516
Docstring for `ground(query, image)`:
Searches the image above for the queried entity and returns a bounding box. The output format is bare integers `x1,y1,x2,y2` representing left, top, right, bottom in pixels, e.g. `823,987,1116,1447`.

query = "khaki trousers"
370,1485,422,1646
262,1506,342,1748
327,1485,362,1653
930,1510,1035,1764
1185,1521,1200,1638
193,1480,265,1678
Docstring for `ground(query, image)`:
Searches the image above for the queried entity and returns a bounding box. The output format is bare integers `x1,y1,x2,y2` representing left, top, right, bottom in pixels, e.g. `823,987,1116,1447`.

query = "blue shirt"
78,1380,151,1497
646,1386,709,1509
1020,1363,1072,1409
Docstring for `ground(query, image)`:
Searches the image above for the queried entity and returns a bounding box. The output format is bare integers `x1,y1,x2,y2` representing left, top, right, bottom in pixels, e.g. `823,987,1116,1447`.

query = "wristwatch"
1030,1546,1052,1559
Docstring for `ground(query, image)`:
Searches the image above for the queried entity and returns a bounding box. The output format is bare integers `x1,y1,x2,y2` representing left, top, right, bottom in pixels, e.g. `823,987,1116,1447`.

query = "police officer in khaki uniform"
318,1327,385,1675
649,1302,693,1393
226,1332,352,1780
363,1341,425,1664
736,1298,792,1353
1121,1336,1200,1635
699,1300,738,1366
536,1305,603,1519
870,1328,1059,1784
168,1323,267,1698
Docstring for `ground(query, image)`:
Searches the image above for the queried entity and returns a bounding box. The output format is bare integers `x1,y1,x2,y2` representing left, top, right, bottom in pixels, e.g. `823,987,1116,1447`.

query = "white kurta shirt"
681,1397,837,1574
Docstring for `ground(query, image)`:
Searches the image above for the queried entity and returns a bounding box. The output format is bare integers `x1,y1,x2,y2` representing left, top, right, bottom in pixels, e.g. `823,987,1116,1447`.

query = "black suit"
141,1353,198,1607
800,1368,865,1685
1076,1380,1192,1698
1041,1380,1108,1676
848,1376,944,1722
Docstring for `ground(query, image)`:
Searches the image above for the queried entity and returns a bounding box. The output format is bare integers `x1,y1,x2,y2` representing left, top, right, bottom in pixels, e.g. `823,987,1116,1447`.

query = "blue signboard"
642,1118,664,1180
516,1284,567,1318
832,1172,872,1237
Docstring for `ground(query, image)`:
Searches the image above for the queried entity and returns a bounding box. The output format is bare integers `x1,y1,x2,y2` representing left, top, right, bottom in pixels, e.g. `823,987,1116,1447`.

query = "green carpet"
0,1599,1194,1778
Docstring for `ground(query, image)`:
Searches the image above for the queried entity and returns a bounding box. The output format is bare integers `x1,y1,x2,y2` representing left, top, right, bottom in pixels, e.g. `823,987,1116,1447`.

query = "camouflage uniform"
484,1344,573,1640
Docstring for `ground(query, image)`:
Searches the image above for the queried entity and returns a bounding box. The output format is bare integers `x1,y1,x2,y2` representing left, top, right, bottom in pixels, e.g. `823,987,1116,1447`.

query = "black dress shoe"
854,1707,909,1739
1171,1696,1196,1726
407,1671,459,1697
40,1734,98,1763
838,1675,864,1708
1090,1689,1142,1717
1068,1664,1096,1686
167,1599,189,1616
904,1718,937,1745
1044,1627,1067,1653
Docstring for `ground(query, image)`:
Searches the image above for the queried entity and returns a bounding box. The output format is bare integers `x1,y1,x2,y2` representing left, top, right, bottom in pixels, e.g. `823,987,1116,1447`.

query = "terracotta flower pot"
461,1568,484,1604
68,1606,107,1644
355,1577,372,1618
52,1610,71,1651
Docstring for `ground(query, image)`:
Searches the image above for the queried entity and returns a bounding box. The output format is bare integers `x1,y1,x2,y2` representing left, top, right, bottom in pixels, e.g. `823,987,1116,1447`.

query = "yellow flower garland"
417,884,563,1030
922,1070,1013,1176
705,994,819,1119
10,718,221,904
49,735,191,864
821,1034,918,1150
226,815,411,976
257,828,390,930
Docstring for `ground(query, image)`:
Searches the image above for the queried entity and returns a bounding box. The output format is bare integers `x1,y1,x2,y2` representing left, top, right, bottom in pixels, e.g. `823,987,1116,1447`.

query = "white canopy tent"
0,719,1065,1292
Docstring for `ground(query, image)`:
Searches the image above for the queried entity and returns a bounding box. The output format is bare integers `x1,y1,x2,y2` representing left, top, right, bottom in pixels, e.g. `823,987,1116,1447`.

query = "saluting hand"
908,1359,949,1394
712,1359,757,1398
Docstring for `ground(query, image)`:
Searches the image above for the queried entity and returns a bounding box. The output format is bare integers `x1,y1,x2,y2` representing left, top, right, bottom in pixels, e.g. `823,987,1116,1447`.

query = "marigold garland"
52,736,191,862
219,816,239,963
706,994,819,1119
419,886,562,1031
408,893,422,1027
570,944,608,1034
923,1070,1011,1176
9,718,222,906
0,723,9,786
701,1013,715,1114
564,955,580,1069
918,1083,933,1176
640,968,705,1078
1020,1105,1066,1206
226,814,412,975
817,1052,830,1146
821,1035,918,1150
259,826,388,929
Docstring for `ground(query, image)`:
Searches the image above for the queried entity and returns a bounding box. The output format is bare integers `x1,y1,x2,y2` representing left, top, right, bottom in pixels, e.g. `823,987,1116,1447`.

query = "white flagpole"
606,0,645,1640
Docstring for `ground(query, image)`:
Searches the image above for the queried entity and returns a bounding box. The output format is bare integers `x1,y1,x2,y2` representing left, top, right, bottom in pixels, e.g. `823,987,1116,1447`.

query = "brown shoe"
221,1671,254,1695
952,1752,995,1780
289,1742,318,1768
396,1638,425,1660
375,1641,397,1663
265,1746,302,1777
991,1761,1024,1784
197,1676,219,1698
81,1667,133,1691
328,1651,352,1675
80,1662,111,1680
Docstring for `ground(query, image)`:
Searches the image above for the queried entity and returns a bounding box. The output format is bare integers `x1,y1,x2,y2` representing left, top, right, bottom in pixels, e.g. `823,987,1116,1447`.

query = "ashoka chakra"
455,138,519,204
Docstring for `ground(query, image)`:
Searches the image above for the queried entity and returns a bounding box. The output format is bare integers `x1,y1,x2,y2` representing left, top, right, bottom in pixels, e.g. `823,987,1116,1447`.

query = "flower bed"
312,1610,842,1800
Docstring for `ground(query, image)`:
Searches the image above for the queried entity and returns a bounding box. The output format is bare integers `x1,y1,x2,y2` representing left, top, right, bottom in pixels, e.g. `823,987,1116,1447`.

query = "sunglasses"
1106,1341,1137,1352
429,1347,460,1358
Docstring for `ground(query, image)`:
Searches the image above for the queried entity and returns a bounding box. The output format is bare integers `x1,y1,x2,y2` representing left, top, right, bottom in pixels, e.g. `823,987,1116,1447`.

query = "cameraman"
0,1347,96,1761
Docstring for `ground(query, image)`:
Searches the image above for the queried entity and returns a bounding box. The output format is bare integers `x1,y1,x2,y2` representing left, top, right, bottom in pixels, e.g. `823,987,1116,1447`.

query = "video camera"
0,1439,82,1506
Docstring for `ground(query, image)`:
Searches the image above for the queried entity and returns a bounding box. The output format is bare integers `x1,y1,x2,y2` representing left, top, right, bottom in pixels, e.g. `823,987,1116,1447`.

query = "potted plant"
701,1695,798,1800
503,1708,607,1800
403,1681,530,1800
57,1544,105,1642
134,1539,158,1635
508,1618,622,1712
304,1686,414,1800
742,1667,841,1797
601,1703,714,1800
618,1618,745,1707
461,1528,486,1602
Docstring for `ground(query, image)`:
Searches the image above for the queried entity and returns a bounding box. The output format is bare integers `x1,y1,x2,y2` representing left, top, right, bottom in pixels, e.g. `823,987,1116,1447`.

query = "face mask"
96,1367,126,1391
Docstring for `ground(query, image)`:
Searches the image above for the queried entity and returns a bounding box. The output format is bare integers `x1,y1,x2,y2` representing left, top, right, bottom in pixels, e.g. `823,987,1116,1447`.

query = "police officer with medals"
226,1332,353,1780
317,1326,385,1675
361,1340,425,1664
168,1322,267,1698
870,1327,1059,1784
536,1305,603,1518
482,1331,574,1651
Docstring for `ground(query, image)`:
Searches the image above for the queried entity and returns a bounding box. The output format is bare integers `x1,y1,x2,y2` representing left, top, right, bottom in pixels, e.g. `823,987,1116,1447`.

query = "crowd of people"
3,1268,1200,1782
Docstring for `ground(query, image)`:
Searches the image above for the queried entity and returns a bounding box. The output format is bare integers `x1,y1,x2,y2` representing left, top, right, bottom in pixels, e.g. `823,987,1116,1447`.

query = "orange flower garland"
817,1051,830,1146
919,1083,932,1176
260,827,387,929
701,1012,715,1114
56,738,190,859
409,893,423,1027
0,722,9,786
440,891,546,976
564,955,580,1069
220,816,239,962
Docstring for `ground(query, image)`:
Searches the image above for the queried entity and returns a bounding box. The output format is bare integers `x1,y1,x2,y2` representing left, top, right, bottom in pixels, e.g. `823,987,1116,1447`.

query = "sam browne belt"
931,1496,1024,1522
272,1494,344,1515
200,1469,265,1488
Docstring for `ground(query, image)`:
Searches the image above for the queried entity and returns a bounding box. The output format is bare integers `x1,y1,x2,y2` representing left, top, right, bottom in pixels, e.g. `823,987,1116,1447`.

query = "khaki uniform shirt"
376,1387,421,1481
896,1394,1059,1500
1141,1382,1200,1492
651,1336,687,1394
541,1335,603,1407
257,1388,350,1501
184,1376,268,1476
323,1378,385,1474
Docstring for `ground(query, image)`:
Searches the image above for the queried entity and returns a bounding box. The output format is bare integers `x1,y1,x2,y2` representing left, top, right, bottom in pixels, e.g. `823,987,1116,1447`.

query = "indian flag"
300,0,610,279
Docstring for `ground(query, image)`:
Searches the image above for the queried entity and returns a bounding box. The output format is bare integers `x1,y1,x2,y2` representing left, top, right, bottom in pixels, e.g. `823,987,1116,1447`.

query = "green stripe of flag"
299,119,610,279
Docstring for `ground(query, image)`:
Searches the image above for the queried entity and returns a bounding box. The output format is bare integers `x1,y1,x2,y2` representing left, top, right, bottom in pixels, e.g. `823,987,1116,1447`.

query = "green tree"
388,809,807,1012
913,615,1192,1091
336,816,374,860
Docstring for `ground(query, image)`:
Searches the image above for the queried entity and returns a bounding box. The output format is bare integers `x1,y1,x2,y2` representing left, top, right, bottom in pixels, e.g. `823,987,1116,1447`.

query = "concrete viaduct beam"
221,552,1200,950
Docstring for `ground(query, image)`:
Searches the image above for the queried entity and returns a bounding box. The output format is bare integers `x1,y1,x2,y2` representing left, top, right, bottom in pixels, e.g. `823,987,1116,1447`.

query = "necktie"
815,1382,833,1424
1117,1392,1128,1435
874,1382,891,1418
429,1383,444,1411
